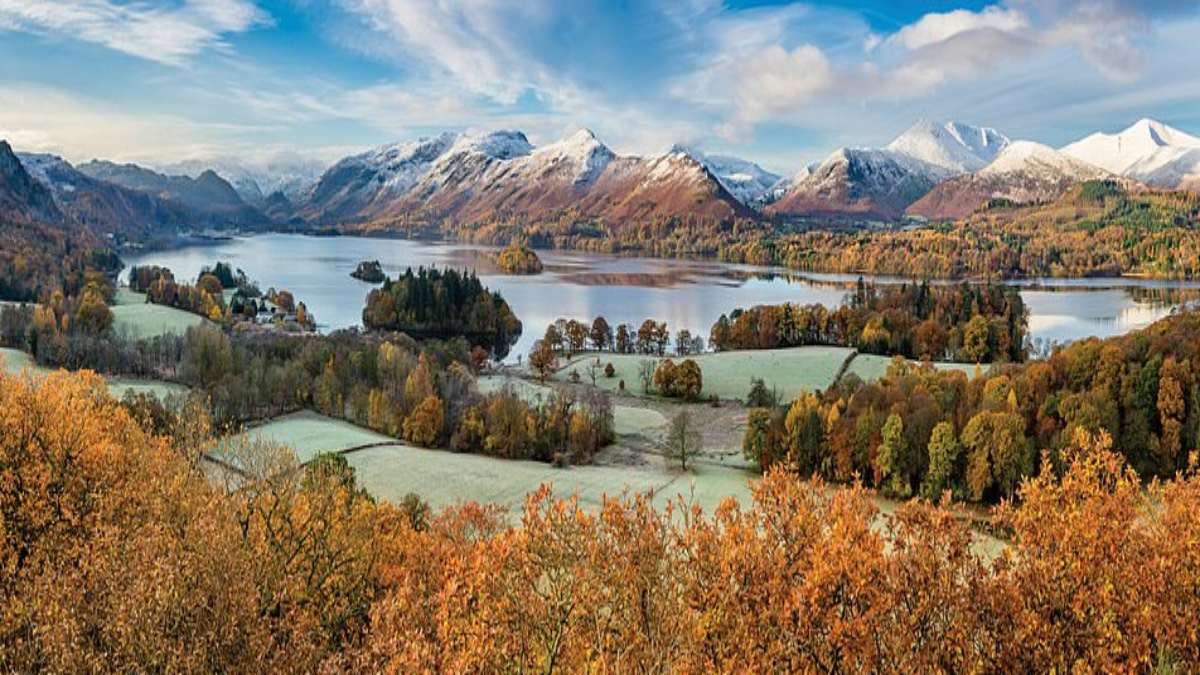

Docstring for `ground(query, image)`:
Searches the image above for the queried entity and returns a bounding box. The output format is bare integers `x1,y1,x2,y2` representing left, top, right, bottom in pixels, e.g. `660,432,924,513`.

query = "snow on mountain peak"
530,129,615,184
981,141,1105,179
448,129,532,160
671,144,783,204
886,119,1010,174
1062,119,1200,176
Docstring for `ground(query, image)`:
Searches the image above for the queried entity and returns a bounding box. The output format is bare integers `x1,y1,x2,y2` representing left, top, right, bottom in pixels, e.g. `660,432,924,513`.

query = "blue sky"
0,0,1198,174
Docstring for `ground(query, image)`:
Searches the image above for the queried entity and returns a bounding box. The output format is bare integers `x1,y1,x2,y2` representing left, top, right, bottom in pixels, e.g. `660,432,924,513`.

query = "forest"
429,181,1200,281
0,292,614,466
0,218,120,302
744,309,1200,502
362,266,522,358
710,280,1027,362
3,367,1200,671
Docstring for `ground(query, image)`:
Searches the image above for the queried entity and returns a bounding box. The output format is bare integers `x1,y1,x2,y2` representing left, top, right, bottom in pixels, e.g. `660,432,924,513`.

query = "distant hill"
77,160,266,227
0,141,62,225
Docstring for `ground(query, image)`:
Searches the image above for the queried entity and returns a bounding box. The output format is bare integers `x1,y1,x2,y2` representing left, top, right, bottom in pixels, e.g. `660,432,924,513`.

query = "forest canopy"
362,266,522,359
3,368,1200,670
711,280,1027,363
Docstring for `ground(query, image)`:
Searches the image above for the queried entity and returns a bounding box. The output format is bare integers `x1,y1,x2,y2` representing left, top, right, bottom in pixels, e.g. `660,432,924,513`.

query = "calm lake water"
123,234,1200,360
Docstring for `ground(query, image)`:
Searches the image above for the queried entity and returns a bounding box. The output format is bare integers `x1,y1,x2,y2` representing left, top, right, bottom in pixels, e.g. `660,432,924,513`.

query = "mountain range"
3,118,1199,241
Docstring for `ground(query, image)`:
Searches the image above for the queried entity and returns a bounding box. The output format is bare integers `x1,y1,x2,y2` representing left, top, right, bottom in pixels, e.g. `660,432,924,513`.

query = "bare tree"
586,358,602,386
665,410,702,471
638,359,656,394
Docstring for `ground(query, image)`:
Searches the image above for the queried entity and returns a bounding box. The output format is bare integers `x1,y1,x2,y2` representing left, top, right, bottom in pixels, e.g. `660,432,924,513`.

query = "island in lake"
350,259,386,283
492,240,543,275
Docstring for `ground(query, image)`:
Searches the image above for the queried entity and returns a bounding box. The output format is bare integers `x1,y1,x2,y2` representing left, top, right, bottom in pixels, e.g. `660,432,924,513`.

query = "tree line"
3,368,1200,671
711,280,1027,363
743,309,1200,503
537,316,705,359
129,262,315,330
362,266,522,359
431,181,1200,281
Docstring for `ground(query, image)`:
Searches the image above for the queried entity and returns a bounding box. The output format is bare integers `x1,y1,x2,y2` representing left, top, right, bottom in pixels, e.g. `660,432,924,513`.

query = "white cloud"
0,0,268,65
330,0,558,105
0,83,227,161
885,5,1028,51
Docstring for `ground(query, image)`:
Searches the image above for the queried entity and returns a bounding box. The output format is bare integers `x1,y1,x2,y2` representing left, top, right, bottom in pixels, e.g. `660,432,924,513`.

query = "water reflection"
122,234,1198,361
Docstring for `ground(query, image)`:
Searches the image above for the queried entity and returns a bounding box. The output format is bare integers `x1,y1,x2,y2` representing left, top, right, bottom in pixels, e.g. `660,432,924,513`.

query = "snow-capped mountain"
161,156,327,205
300,132,458,223
886,120,1011,175
769,120,1010,221
768,147,945,221
908,141,1111,220
302,129,750,227
1062,119,1200,191
671,146,782,205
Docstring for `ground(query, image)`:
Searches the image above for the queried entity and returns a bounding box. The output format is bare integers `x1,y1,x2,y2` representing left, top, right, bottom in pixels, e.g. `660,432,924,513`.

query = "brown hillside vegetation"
3,369,1200,670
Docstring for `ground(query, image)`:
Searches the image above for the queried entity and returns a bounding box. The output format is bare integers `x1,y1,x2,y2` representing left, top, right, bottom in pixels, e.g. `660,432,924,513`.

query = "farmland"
111,288,210,341
2,347,189,399
553,346,856,401
226,410,394,464
233,411,1001,558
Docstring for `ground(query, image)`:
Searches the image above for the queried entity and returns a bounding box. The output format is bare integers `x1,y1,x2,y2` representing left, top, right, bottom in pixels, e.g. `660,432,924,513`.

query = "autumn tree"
784,393,825,476
564,319,588,355
921,421,961,499
962,410,1029,501
404,394,444,447
590,316,612,351
529,339,557,383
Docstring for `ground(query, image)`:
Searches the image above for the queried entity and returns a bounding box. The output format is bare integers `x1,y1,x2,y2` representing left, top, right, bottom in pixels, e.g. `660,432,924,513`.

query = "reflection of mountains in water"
559,267,862,289
559,271,720,288
1127,286,1200,307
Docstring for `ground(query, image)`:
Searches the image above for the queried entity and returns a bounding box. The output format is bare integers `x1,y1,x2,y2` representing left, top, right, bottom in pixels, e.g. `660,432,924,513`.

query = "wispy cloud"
0,0,269,65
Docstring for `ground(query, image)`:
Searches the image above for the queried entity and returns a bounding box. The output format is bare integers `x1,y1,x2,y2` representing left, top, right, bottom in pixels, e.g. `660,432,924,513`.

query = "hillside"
908,142,1112,220
77,160,266,227
303,129,751,230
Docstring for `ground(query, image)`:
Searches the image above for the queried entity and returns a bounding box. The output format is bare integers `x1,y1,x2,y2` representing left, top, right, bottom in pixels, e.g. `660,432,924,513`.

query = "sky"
0,0,1198,175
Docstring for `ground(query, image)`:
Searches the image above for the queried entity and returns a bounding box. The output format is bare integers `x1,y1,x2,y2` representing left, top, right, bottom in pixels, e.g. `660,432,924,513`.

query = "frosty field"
555,346,856,401
111,289,210,341
230,410,394,464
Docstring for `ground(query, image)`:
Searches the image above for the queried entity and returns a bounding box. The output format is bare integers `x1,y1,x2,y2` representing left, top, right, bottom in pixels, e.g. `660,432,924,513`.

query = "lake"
123,233,1200,360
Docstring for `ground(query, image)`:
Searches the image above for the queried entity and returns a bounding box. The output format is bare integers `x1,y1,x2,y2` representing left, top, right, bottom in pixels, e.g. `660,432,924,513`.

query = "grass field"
2,348,189,399
614,406,668,439
2,347,190,398
480,374,668,439
0,347,46,377
477,374,553,402
555,347,855,402
230,410,1004,557
106,378,190,400
225,410,394,465
844,354,984,383
344,442,755,514
111,289,210,341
